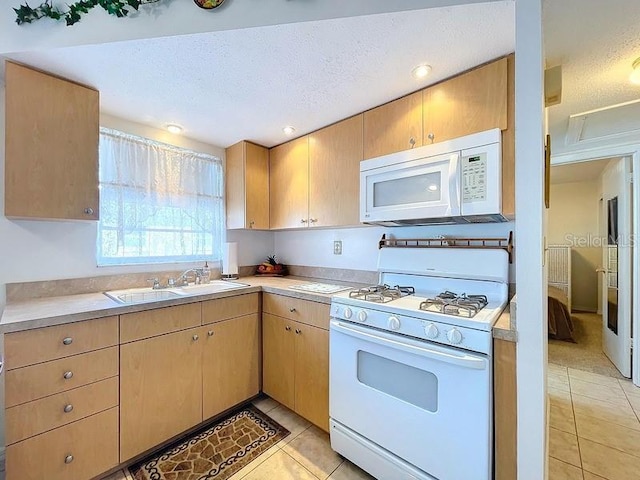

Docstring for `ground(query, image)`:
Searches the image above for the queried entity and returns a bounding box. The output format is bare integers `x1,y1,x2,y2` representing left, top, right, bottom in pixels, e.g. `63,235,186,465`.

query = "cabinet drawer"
263,294,330,330
6,407,118,480
120,302,201,343
5,316,118,370
6,376,118,445
202,293,259,325
6,347,119,407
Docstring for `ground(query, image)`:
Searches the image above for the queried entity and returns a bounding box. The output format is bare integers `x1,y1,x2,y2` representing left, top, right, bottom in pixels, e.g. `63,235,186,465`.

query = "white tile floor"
101,396,373,480
548,364,640,480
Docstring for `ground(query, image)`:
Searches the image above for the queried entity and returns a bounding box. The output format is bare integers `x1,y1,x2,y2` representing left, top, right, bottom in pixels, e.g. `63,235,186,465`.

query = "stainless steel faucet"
175,268,203,286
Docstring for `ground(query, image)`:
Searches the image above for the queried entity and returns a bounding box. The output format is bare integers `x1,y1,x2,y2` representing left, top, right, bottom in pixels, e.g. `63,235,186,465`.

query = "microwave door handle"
448,152,460,215
330,320,487,370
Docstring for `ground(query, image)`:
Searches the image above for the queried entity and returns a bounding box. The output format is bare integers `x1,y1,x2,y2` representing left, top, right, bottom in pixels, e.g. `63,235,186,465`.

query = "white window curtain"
97,128,224,266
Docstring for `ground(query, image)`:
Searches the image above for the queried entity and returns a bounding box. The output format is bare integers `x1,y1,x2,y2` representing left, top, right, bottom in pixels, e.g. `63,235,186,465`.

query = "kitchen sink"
104,280,249,304
105,288,182,304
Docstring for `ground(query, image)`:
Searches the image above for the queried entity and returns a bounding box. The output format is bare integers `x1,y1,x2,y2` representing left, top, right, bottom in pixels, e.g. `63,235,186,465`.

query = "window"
97,128,224,266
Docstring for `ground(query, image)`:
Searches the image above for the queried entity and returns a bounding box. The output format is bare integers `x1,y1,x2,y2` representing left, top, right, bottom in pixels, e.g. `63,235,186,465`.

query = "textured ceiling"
551,158,614,185
544,0,640,153
6,2,514,148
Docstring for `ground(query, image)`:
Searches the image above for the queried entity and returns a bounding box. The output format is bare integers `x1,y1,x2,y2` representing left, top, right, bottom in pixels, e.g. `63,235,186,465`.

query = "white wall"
0,106,274,315
0,0,496,54
275,222,515,276
548,180,602,311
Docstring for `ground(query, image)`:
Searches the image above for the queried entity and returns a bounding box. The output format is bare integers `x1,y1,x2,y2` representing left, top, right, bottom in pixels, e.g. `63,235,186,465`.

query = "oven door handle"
330,320,487,370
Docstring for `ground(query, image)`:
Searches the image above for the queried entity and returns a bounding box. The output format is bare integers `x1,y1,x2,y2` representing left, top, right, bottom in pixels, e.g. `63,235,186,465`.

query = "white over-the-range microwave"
360,128,506,225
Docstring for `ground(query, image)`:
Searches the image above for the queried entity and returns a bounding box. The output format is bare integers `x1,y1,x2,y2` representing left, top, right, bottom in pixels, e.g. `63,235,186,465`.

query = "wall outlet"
333,240,342,255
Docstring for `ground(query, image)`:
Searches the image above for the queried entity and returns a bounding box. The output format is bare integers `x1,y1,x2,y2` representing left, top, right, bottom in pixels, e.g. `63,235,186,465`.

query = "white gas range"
329,245,509,480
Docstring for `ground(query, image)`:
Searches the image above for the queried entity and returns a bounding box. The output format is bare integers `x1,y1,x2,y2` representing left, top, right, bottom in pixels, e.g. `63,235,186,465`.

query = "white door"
601,158,632,378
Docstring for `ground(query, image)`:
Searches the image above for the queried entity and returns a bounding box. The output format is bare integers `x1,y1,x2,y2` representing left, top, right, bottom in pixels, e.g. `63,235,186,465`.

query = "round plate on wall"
194,0,225,8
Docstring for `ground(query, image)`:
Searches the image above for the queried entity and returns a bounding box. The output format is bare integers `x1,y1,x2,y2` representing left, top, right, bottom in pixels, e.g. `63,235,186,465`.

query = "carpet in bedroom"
548,312,624,379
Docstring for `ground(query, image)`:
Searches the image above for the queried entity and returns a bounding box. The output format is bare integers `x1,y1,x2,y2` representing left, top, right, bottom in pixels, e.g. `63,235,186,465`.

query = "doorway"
546,156,632,379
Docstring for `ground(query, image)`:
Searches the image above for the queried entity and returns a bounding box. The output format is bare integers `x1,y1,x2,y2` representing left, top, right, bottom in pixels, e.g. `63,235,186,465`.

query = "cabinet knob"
289,307,296,313
249,221,255,228
309,218,318,224
300,219,308,224
62,337,73,346
192,334,199,341
428,132,435,143
84,207,94,215
64,455,74,464
208,330,214,337
409,137,416,147
63,371,73,380
295,329,302,335
63,404,74,413
285,325,291,331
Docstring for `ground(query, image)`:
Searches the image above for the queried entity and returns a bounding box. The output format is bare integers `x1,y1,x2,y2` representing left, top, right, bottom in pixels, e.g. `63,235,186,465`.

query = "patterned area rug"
128,405,290,480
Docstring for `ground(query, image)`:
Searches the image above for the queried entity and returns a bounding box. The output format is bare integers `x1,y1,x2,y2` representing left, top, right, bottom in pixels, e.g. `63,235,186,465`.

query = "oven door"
330,320,492,480
360,151,460,224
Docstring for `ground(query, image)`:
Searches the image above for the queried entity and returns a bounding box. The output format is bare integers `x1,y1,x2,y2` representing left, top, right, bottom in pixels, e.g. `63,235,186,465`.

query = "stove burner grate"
348,284,415,303
419,292,488,318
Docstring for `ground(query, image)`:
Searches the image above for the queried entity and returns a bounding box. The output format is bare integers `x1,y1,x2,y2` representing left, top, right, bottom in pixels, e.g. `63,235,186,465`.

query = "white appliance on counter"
360,128,504,226
329,246,509,480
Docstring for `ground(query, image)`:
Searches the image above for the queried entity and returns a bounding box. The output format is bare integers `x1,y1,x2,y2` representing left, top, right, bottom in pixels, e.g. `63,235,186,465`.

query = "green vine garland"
14,0,157,26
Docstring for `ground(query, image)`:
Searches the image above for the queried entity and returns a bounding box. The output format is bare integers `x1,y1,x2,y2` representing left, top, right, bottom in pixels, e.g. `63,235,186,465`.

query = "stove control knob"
388,316,401,330
424,323,439,339
344,307,353,319
333,305,340,316
357,310,368,323
447,328,463,344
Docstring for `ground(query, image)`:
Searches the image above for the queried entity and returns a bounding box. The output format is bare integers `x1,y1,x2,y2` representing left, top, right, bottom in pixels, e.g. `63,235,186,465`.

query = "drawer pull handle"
62,337,73,346
208,330,214,337
63,371,73,380
289,308,296,313
285,326,291,331
295,329,302,335
63,404,74,413
64,455,74,464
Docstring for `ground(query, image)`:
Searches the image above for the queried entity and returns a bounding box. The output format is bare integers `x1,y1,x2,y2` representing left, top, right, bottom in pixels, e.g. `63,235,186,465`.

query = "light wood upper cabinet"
5,62,99,221
269,136,310,229
501,54,516,218
202,314,260,419
120,326,204,461
226,141,270,229
423,58,508,145
309,115,363,227
363,91,423,159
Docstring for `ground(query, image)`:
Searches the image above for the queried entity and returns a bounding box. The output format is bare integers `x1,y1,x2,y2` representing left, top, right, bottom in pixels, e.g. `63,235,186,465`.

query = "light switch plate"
333,240,342,255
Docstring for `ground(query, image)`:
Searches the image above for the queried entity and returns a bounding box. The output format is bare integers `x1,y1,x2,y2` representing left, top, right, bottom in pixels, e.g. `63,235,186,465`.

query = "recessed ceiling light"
427,184,439,191
412,64,432,79
283,125,296,135
630,58,640,85
166,124,183,134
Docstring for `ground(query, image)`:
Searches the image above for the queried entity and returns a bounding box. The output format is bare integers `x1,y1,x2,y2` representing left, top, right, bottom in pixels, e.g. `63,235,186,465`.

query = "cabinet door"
423,58,508,144
226,141,270,229
245,142,270,229
120,327,203,461
494,339,517,480
5,62,99,221
363,91,423,159
309,115,363,227
294,322,329,432
202,314,260,419
262,313,295,409
269,136,309,229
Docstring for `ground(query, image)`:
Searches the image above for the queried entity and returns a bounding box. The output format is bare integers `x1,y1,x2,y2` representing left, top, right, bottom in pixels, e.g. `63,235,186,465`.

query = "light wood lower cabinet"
203,313,260,419
262,313,296,410
6,407,118,480
494,338,517,480
120,326,204,461
262,294,330,431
